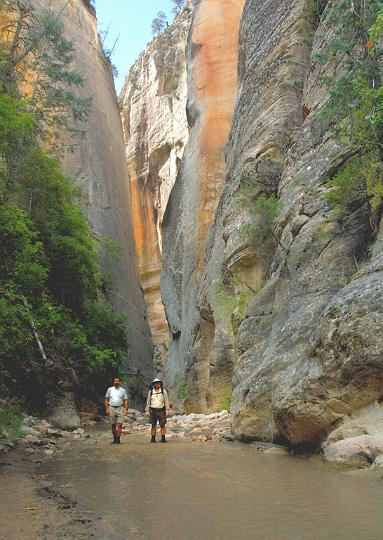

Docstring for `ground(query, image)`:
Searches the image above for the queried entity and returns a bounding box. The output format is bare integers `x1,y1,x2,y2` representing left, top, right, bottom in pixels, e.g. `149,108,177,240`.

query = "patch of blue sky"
94,1,176,94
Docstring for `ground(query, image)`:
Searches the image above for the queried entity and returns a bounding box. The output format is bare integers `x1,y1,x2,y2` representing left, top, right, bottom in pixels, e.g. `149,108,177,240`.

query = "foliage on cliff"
0,2,128,410
320,0,383,230
0,0,92,151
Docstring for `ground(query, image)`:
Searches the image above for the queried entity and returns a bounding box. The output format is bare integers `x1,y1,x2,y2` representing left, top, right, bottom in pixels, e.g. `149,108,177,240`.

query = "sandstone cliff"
161,0,246,406
157,0,383,447
118,0,383,449
39,0,153,404
119,6,194,372
224,0,383,445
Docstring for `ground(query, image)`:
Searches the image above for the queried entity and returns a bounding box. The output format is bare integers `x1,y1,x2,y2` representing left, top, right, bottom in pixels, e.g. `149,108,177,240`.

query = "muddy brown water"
41,427,383,540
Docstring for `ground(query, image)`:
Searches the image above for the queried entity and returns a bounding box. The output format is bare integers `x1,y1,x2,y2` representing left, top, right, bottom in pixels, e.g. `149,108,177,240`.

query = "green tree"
0,1,92,147
318,1,383,228
0,5,130,410
151,11,168,35
0,91,128,408
171,0,186,14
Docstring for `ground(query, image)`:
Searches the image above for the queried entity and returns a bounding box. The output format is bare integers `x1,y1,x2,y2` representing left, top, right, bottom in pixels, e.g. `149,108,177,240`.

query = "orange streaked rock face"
192,0,246,268
120,8,194,360
129,170,169,350
161,0,245,409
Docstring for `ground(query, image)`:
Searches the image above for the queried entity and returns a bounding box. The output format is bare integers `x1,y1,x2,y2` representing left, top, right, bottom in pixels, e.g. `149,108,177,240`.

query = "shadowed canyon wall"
224,0,383,445
35,0,154,403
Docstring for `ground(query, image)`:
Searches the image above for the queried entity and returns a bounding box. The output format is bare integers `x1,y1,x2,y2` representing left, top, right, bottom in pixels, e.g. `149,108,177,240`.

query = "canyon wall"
191,0,383,445
43,0,153,403
119,6,194,373
120,0,382,445
161,0,246,407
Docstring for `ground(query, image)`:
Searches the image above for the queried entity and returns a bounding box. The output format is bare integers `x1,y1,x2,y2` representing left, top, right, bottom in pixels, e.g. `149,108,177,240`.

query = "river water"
43,428,383,540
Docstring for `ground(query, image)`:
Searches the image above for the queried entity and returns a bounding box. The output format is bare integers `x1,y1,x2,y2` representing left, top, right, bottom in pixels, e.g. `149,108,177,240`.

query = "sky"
94,1,176,94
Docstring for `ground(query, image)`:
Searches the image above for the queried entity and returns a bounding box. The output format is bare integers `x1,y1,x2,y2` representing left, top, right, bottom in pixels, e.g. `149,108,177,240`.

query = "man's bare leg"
116,423,123,443
111,423,117,443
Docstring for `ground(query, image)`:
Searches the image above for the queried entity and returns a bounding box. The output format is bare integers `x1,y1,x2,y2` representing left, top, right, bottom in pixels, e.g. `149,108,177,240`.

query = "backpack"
149,382,165,411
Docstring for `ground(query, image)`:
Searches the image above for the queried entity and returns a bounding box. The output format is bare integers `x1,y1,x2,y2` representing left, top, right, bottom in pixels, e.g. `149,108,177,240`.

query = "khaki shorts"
109,406,125,424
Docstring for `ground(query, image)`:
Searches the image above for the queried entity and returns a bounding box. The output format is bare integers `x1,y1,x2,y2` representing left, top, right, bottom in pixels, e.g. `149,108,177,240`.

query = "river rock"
46,429,63,437
323,402,383,465
47,393,80,430
220,432,235,441
323,434,383,464
373,454,383,469
20,426,41,437
22,416,37,427
23,435,43,446
38,420,51,429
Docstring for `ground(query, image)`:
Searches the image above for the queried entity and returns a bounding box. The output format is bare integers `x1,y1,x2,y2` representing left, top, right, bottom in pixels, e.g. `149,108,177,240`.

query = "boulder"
47,393,80,430
323,402,383,466
373,454,383,469
323,434,383,464
20,426,40,437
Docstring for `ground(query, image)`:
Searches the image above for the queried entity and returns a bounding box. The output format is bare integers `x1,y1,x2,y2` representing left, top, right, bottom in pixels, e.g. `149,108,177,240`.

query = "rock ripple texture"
228,0,383,446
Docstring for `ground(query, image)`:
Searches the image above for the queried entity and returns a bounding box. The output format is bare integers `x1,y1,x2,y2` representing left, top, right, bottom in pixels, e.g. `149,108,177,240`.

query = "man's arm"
163,389,170,411
123,390,129,414
145,391,151,414
105,389,110,415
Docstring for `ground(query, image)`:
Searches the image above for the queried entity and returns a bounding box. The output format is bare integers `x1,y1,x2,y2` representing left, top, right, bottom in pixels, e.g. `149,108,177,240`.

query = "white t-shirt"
105,386,128,406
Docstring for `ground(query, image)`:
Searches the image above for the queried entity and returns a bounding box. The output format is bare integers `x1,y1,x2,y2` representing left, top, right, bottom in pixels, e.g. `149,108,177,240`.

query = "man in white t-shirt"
105,376,128,444
145,378,171,443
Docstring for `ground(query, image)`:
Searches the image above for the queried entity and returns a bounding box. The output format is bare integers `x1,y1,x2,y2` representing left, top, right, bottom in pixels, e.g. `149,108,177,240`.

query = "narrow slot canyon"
1,1,383,538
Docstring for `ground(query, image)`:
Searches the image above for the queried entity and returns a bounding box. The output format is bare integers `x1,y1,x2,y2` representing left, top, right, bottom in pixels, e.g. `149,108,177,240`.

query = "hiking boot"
161,436,166,443
112,436,118,444
116,437,121,444
151,435,156,443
